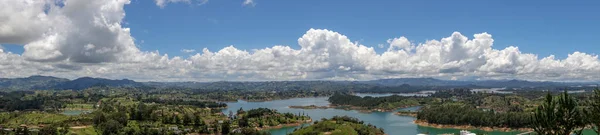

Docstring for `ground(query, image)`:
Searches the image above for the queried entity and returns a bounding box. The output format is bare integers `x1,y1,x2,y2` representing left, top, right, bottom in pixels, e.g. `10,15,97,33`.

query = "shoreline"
395,111,417,117
413,120,533,132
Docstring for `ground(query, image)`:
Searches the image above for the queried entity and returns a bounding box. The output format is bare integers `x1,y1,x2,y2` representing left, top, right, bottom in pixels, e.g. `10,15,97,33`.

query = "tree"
173,114,181,124
108,111,128,126
183,114,193,126
39,125,58,135
59,123,70,135
237,107,245,114
195,115,205,127
531,91,585,135
239,117,249,127
15,126,29,135
586,88,600,133
99,120,124,135
221,120,231,134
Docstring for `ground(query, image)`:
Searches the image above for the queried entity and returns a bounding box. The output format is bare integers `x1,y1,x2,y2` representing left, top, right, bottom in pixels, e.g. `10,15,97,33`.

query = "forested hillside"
290,116,385,135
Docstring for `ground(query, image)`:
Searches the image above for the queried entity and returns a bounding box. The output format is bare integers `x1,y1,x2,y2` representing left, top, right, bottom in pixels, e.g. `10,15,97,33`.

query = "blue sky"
1,0,600,81
116,0,600,59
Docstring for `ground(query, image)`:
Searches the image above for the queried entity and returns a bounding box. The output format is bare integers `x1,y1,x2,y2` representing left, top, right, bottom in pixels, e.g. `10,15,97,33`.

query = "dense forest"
416,89,543,129
290,116,385,135
416,89,600,134
417,104,532,128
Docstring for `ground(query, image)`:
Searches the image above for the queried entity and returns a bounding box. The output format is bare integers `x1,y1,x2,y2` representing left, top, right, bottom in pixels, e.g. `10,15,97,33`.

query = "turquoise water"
223,97,538,135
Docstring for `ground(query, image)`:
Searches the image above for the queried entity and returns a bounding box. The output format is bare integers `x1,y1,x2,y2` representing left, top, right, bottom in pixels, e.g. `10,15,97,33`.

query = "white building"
460,130,476,135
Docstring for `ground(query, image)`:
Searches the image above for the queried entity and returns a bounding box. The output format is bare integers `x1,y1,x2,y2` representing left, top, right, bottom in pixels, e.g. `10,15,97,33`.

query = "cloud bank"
0,0,599,82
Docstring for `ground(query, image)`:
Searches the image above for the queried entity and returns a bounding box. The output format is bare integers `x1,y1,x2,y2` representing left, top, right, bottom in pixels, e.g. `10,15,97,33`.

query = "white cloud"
1,1,599,82
181,49,196,53
243,0,255,6
0,0,140,63
2,27,600,82
387,37,413,52
155,0,191,8
0,0,49,44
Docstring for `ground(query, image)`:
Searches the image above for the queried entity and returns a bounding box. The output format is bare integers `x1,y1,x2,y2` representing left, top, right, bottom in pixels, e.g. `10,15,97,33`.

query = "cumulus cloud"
243,0,255,6
0,0,140,63
181,49,196,53
1,0,599,82
387,37,413,52
4,28,600,82
0,0,49,44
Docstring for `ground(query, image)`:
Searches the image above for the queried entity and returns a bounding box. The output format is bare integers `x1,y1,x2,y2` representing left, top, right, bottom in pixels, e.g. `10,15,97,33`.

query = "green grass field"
69,127,98,135
2,112,70,127
65,104,95,110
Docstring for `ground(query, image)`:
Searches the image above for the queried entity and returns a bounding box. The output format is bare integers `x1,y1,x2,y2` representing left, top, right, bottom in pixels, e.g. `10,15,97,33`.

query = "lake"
223,96,533,135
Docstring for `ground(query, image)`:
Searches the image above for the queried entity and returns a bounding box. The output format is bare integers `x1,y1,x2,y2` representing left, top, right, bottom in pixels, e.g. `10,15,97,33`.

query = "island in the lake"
289,92,426,113
289,105,331,109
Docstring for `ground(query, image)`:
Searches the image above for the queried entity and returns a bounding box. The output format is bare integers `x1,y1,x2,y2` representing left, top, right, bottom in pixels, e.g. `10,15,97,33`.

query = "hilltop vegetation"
414,88,600,134
290,116,385,135
0,76,68,91
415,89,541,130
328,93,424,111
0,76,141,91
417,104,532,129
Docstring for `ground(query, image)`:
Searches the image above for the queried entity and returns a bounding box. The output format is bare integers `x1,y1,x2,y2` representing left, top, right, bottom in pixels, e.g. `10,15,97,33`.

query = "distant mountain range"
0,75,69,90
363,77,594,88
0,76,595,91
0,76,142,90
